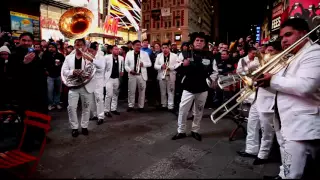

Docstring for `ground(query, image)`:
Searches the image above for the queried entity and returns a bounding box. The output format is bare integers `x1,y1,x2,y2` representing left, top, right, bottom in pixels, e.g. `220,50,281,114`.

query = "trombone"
210,18,320,124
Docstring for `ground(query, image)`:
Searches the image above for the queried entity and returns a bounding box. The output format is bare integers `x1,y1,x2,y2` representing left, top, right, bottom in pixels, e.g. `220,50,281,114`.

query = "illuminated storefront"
38,0,140,44
40,4,67,41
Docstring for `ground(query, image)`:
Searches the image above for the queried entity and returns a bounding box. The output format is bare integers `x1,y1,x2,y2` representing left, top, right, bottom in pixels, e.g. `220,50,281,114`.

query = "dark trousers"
146,79,160,107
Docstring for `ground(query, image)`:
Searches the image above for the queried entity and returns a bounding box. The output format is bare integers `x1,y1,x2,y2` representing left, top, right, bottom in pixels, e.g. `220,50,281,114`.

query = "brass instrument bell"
59,7,94,39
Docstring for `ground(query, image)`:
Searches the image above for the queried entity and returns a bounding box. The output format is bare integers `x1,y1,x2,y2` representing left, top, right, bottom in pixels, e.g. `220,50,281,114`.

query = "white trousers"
274,119,320,179
105,78,120,112
159,76,175,109
91,87,105,119
67,87,93,129
177,90,208,133
128,75,146,108
245,102,274,159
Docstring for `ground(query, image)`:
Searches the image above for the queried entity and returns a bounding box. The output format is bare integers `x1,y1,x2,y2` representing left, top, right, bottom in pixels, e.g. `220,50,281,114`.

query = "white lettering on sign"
272,17,281,31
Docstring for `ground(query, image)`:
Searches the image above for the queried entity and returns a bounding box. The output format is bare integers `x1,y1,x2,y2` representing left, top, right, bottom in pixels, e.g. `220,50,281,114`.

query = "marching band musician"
89,42,106,125
260,18,320,179
125,40,152,112
171,32,218,141
236,47,275,165
154,43,179,112
104,45,124,117
62,38,104,137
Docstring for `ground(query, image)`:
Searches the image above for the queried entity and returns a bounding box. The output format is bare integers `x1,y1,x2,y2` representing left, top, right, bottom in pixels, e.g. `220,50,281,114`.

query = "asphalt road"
31,101,280,179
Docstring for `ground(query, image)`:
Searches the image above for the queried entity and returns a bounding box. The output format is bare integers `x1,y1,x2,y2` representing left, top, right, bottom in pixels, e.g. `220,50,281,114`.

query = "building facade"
141,0,213,46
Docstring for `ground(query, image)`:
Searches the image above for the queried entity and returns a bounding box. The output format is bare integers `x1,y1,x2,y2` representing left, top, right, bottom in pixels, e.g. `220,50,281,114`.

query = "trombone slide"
210,87,254,124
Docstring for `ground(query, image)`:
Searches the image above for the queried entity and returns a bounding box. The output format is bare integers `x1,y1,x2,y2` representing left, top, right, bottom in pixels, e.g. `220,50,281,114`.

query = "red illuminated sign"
103,16,119,34
288,0,320,23
272,3,284,19
40,16,59,30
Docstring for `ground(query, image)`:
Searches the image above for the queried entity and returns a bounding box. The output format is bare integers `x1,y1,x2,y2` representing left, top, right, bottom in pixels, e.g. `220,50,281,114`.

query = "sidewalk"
32,104,280,179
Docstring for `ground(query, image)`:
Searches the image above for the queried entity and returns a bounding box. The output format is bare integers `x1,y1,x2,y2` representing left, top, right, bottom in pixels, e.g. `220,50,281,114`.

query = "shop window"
169,21,171,27
157,22,160,29
176,20,180,28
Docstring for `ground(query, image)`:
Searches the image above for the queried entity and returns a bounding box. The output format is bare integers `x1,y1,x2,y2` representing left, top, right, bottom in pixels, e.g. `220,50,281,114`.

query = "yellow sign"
10,11,39,20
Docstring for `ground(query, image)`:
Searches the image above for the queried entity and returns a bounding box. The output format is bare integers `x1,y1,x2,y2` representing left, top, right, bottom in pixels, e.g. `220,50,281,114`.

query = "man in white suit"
89,42,106,125
154,43,178,111
237,45,281,165
125,40,152,112
104,45,124,117
261,18,320,179
61,38,104,137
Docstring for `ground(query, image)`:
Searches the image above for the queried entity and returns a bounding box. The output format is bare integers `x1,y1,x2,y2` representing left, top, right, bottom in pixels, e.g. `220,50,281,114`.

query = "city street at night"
31,101,280,179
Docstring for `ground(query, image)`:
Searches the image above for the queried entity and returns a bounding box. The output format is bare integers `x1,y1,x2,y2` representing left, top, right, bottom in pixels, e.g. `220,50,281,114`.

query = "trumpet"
162,61,169,79
210,17,320,124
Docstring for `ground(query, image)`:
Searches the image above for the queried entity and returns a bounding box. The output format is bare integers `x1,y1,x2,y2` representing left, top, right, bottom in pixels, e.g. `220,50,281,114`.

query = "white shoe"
48,105,55,111
56,104,63,110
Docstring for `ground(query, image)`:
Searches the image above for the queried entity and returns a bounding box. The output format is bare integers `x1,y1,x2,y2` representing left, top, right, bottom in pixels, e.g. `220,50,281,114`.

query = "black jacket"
8,46,48,113
178,50,216,94
42,51,65,78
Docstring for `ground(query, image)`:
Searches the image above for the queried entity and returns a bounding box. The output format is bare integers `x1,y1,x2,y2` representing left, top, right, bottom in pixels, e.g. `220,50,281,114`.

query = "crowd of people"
1,17,320,179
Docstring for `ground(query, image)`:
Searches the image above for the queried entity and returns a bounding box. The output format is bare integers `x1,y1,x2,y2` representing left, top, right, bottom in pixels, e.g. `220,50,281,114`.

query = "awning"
88,33,123,40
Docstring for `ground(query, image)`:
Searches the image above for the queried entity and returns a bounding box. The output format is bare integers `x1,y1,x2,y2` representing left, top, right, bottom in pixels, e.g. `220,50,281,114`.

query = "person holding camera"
43,42,65,111
8,32,48,152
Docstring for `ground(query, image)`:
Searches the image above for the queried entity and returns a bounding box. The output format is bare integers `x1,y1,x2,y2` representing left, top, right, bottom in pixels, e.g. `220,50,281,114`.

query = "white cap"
0,46,11,54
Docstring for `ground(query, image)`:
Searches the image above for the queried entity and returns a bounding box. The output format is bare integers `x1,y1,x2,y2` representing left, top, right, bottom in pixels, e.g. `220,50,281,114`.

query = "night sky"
218,0,269,43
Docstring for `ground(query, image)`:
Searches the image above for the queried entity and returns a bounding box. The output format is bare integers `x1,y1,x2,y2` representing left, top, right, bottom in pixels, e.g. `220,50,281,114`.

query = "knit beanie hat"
0,46,11,54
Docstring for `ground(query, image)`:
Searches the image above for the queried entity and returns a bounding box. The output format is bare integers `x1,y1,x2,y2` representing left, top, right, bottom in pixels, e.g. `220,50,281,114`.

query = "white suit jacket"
125,50,151,81
154,52,178,81
104,54,124,83
92,53,106,90
236,56,260,104
61,53,104,93
236,56,260,74
270,41,320,141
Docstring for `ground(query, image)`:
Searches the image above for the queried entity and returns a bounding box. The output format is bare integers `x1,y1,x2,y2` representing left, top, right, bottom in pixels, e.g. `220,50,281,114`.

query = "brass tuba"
59,7,96,88
59,7,94,39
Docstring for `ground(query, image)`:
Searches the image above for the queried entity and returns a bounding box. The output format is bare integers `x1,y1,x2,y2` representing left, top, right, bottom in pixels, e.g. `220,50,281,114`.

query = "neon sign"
104,16,119,34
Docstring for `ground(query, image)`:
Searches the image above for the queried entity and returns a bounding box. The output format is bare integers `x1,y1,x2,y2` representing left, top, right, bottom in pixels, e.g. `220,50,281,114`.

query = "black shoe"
161,107,167,111
138,108,144,113
89,116,98,121
46,136,52,144
82,128,89,136
105,112,112,117
72,129,79,137
171,133,187,140
236,151,257,158
97,119,104,125
187,115,194,120
253,157,269,165
111,111,120,115
127,107,134,112
191,131,202,141
263,175,282,179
